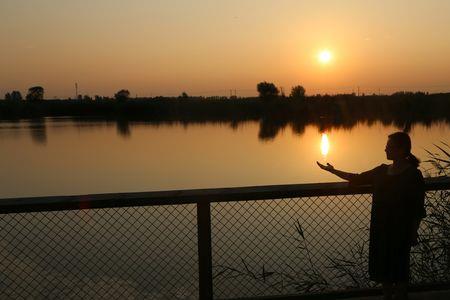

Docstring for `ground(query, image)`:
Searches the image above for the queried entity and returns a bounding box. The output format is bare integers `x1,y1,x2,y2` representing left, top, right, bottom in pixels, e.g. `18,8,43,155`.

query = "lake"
1,117,449,299
0,117,449,198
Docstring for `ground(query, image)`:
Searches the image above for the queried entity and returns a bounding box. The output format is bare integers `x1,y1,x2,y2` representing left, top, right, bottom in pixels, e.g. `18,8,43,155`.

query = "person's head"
385,131,420,167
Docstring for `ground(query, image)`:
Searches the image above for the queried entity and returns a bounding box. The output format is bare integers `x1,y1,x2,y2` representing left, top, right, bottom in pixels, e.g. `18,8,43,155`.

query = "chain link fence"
0,183,449,299
211,189,450,299
0,205,199,299
212,193,373,298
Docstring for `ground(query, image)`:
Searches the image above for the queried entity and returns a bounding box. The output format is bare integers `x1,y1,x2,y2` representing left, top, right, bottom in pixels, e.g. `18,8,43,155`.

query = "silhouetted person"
317,132,425,300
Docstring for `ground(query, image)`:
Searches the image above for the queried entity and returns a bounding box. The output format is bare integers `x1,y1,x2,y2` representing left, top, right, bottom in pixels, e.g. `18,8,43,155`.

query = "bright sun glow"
321,133,330,157
318,50,332,64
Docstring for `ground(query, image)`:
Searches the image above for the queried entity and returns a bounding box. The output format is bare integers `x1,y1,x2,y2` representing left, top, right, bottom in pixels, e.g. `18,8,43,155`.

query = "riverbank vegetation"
2,84,450,140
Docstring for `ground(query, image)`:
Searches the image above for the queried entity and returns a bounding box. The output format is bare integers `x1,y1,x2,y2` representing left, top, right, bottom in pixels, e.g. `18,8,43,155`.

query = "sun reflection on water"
321,133,330,159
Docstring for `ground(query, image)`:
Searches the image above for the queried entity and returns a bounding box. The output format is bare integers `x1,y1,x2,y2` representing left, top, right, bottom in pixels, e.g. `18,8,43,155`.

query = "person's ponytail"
406,152,420,168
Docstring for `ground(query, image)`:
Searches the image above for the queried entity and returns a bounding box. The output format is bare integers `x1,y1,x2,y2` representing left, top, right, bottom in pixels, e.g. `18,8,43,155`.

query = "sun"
318,50,332,64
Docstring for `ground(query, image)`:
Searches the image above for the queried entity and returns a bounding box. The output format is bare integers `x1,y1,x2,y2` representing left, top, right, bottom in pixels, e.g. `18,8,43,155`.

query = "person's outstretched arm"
317,162,383,186
316,162,357,181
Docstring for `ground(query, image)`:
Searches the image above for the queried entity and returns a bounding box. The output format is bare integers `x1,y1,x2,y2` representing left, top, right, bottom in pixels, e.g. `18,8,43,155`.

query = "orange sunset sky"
2,0,450,98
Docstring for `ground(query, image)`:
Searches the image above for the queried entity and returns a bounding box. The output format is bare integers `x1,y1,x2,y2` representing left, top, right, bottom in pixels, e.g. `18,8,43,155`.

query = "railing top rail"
0,177,449,214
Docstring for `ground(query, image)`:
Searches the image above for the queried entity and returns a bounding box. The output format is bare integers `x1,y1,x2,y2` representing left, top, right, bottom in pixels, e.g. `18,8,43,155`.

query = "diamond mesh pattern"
211,194,373,298
211,190,450,299
411,189,450,284
0,188,448,300
0,205,198,299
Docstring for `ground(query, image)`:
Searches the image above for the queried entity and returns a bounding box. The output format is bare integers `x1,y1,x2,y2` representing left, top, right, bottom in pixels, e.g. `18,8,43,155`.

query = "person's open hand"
316,161,335,172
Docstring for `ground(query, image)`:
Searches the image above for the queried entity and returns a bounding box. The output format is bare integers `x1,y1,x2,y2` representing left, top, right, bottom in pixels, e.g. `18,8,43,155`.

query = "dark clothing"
349,164,426,283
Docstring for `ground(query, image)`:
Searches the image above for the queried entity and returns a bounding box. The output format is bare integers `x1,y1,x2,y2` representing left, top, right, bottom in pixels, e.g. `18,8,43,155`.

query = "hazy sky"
2,0,450,98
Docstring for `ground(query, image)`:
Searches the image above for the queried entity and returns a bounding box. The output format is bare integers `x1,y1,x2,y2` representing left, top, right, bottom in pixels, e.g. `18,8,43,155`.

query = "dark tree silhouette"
180,92,189,99
4,93,11,100
11,91,23,101
83,95,92,101
26,86,44,101
257,82,279,99
115,89,130,102
290,85,306,100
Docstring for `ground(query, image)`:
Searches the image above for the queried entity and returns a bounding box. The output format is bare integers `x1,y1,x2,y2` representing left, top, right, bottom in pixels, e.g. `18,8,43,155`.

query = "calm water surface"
1,118,449,298
0,118,449,198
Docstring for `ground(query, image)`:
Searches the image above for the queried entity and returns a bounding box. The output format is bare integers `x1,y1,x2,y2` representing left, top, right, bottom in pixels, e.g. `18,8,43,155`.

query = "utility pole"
75,83,78,99
357,86,360,97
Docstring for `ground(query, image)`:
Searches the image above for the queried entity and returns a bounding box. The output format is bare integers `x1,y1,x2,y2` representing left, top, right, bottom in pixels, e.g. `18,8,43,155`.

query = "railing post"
197,201,213,300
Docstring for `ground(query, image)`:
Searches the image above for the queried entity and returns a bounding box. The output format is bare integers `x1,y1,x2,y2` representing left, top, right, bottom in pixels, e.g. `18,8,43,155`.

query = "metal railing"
1,177,449,299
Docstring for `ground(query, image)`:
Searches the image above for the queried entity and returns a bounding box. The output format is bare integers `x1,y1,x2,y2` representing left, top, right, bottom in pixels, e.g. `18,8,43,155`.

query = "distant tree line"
4,86,44,101
4,91,23,101
3,83,308,102
256,81,306,101
0,83,440,107
1,91,448,141
2,82,449,142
